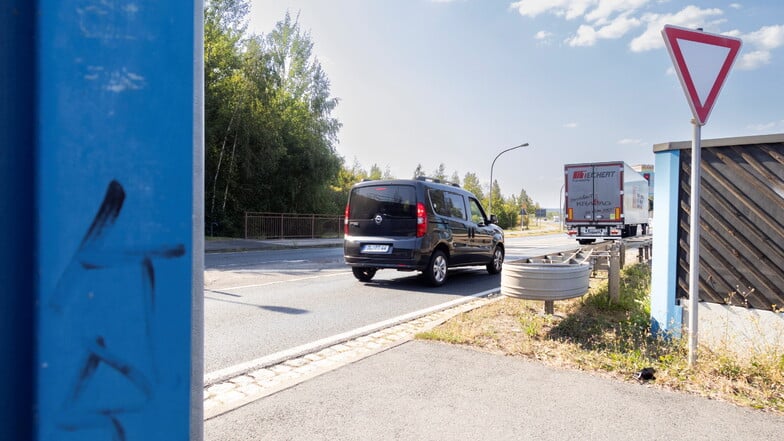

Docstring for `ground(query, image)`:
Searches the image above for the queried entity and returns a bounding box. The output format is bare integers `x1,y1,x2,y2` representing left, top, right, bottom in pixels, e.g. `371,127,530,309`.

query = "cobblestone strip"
203,294,501,420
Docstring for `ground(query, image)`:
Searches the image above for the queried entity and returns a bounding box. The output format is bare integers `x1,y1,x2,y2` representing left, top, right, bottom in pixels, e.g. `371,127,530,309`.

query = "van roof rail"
416,176,461,188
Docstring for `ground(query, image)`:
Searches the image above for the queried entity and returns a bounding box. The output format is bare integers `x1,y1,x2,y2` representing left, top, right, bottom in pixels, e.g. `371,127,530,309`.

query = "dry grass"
417,263,784,414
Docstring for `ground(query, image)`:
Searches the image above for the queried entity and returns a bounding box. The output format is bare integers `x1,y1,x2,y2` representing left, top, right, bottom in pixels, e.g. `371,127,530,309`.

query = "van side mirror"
489,214,498,225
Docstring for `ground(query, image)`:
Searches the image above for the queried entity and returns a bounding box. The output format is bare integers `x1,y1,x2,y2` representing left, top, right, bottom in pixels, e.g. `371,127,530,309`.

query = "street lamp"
559,183,565,231
489,143,529,217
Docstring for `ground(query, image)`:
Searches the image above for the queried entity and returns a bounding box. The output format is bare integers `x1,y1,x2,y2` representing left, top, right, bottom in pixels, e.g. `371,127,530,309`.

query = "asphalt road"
203,234,581,374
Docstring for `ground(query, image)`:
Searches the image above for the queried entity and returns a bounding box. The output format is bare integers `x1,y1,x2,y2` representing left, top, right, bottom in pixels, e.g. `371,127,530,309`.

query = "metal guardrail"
244,212,344,239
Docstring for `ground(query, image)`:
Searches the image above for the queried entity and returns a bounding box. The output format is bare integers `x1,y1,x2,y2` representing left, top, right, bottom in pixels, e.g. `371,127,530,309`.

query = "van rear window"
349,185,416,219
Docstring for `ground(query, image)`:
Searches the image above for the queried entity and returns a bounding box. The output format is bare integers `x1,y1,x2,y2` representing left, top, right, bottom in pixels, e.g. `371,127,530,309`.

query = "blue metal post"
650,149,683,336
4,1,204,439
0,2,36,440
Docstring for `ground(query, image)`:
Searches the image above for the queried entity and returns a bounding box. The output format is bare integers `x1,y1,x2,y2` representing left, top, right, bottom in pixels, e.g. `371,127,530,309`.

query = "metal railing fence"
244,212,344,239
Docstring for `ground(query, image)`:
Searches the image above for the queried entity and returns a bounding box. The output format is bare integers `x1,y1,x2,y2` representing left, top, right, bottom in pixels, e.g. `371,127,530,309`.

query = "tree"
433,163,447,181
204,0,251,234
462,172,484,201
413,164,424,178
382,166,394,179
368,164,383,180
518,187,535,216
449,171,461,186
203,6,345,235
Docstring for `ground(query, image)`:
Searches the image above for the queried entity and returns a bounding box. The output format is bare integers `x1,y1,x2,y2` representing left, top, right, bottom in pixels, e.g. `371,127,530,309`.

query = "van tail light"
416,202,427,237
344,203,350,235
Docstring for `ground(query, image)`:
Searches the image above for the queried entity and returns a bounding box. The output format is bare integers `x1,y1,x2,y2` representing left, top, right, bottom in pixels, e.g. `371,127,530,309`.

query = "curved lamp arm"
488,142,529,217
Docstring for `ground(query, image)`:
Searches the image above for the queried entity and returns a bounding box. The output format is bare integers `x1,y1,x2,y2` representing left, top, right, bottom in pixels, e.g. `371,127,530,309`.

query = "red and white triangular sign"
662,25,742,125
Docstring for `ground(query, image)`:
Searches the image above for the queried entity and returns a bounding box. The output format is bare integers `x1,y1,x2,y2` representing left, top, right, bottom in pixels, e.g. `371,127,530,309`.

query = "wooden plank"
676,144,784,311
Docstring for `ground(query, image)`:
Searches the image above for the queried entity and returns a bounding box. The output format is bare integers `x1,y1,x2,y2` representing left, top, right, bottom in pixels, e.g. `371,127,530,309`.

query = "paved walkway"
205,339,784,440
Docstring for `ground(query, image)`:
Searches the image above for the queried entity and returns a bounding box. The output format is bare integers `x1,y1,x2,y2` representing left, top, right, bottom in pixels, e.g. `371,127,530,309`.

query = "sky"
247,1,784,208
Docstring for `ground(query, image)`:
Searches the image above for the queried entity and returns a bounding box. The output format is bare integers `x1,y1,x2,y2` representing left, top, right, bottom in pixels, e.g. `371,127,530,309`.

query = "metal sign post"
688,121,701,366
661,25,741,366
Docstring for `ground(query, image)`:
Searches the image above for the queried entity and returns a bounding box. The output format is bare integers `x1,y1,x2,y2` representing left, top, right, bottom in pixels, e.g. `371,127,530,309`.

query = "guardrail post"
609,242,621,302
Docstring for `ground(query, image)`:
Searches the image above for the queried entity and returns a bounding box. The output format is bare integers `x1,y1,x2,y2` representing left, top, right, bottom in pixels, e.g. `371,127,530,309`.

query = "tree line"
204,1,540,235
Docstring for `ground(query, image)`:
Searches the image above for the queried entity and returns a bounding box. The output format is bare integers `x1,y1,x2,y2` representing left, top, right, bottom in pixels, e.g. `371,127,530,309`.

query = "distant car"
343,176,505,286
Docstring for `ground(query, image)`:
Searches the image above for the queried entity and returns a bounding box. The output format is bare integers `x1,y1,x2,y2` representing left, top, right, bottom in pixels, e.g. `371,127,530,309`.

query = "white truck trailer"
564,161,649,244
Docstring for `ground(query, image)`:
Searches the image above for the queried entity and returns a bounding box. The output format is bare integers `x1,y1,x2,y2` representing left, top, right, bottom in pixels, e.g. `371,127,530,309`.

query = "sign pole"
688,120,701,366
661,24,742,366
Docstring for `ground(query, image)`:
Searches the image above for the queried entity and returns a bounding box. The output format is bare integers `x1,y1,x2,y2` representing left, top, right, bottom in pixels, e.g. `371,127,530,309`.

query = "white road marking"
205,270,351,292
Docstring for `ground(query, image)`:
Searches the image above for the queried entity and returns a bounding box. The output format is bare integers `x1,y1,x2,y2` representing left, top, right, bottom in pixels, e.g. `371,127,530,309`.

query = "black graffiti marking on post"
49,180,185,440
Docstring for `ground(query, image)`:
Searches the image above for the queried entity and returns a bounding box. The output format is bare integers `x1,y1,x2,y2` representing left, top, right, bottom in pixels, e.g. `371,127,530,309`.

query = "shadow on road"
205,292,310,315
357,268,500,296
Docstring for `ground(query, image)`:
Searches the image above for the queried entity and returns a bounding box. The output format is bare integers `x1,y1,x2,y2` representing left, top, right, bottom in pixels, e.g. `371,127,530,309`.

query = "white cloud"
629,6,724,52
513,1,784,70
585,0,649,25
535,30,553,40
618,138,644,145
567,14,641,46
597,14,641,38
567,24,598,46
511,0,594,20
564,122,579,128
747,121,778,131
743,24,784,50
732,25,784,70
737,50,771,70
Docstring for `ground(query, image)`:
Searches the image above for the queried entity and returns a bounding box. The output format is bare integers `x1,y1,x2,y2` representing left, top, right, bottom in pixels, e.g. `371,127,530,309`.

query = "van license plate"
361,244,389,253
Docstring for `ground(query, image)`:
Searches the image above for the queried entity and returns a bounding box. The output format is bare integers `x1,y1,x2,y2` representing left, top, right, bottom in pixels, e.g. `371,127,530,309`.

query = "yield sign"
662,25,742,125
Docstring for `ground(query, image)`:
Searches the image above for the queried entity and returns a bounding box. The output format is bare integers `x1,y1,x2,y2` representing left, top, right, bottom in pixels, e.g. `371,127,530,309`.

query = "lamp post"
559,183,565,231
489,143,529,217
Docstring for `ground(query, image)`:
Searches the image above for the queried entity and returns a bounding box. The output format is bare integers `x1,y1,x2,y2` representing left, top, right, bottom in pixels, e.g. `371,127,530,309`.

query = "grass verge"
417,263,784,413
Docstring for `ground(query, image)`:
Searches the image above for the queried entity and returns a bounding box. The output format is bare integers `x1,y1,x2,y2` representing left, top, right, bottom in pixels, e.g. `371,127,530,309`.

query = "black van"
343,177,504,286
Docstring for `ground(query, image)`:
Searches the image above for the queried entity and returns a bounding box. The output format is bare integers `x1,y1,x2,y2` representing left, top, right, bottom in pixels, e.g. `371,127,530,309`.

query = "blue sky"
248,1,784,208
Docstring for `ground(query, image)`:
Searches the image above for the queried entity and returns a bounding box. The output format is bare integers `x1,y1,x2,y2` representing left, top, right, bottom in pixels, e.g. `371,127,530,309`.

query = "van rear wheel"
424,250,448,287
487,246,504,274
352,267,377,282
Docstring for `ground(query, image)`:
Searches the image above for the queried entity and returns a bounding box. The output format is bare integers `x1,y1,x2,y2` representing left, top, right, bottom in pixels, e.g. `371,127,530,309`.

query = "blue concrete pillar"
2,1,203,439
0,2,36,440
650,149,683,336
